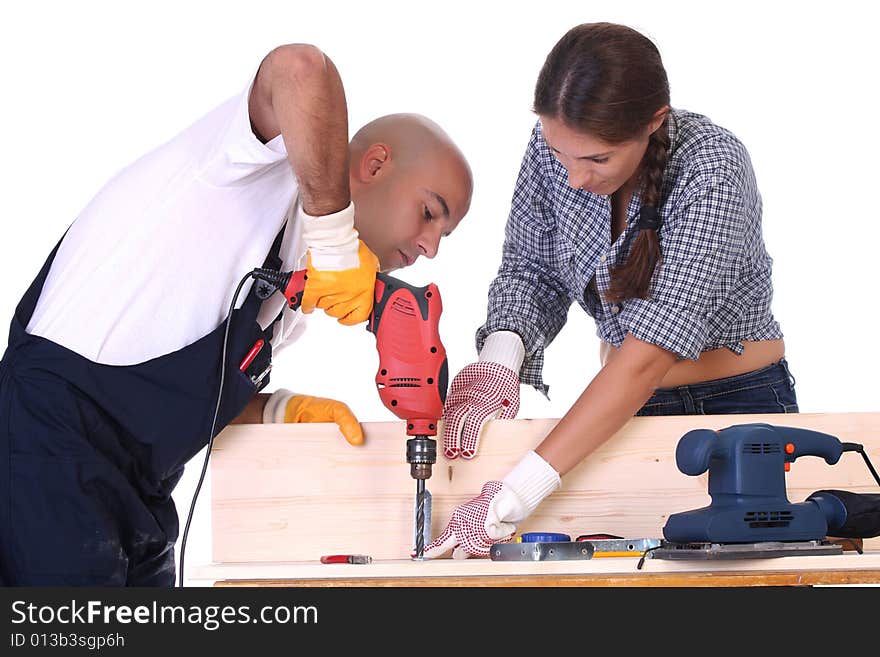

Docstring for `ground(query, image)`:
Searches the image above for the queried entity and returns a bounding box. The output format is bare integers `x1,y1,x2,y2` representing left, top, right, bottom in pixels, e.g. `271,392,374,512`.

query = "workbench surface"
191,551,880,587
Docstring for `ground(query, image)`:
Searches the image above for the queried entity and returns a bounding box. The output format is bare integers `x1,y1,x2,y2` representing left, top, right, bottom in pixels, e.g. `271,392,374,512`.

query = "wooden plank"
210,412,880,564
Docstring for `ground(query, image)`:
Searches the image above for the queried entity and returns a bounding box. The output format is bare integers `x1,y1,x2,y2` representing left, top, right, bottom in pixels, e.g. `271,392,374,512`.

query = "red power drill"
252,267,448,559
367,273,447,558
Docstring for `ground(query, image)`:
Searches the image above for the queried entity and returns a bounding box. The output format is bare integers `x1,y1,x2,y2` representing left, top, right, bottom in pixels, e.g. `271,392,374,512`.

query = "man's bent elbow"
267,43,333,84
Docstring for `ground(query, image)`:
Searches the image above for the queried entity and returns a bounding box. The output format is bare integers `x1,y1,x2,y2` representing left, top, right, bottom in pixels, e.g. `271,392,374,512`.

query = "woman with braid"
425,22,796,559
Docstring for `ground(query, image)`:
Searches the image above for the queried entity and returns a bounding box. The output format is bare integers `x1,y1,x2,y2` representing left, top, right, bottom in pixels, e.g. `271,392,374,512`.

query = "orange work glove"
297,200,379,326
263,388,364,446
300,240,379,326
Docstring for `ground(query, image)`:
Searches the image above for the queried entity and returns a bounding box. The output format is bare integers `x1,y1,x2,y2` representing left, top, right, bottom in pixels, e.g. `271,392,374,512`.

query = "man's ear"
355,143,391,182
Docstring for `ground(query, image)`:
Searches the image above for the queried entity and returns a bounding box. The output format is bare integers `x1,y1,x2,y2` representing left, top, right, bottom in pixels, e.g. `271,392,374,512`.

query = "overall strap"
239,221,288,315
12,229,69,335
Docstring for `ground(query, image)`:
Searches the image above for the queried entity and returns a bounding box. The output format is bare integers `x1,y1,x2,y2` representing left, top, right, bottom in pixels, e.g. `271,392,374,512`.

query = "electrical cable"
636,545,662,570
862,451,880,487
856,449,879,487
177,271,255,588
841,442,880,486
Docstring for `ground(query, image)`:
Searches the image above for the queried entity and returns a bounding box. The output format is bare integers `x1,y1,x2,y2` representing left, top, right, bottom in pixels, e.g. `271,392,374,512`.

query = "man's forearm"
252,44,350,215
535,335,676,475
229,393,271,425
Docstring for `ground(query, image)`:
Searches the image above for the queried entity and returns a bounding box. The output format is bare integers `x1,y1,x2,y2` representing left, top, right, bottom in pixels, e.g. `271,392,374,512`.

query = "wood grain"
210,412,880,566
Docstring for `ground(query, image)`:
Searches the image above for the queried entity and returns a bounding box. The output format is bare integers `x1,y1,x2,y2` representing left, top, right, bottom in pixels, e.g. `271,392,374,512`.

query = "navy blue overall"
0,230,284,585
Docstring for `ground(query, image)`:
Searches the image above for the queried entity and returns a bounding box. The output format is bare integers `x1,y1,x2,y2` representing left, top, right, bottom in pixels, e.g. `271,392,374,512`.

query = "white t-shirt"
27,71,308,365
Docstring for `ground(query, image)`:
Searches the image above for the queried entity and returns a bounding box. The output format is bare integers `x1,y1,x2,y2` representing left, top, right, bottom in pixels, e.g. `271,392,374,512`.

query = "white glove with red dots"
441,331,525,459
422,450,561,559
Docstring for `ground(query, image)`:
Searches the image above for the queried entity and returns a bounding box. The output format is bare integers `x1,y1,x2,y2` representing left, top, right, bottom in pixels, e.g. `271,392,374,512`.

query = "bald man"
0,43,472,586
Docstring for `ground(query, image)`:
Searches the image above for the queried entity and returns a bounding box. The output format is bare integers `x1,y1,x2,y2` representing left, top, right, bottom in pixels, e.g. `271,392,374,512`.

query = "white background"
1,1,877,583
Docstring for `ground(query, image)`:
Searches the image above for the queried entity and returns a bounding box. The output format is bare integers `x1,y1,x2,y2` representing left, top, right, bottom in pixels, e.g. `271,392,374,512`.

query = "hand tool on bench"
491,533,594,561
320,554,373,564
576,534,662,557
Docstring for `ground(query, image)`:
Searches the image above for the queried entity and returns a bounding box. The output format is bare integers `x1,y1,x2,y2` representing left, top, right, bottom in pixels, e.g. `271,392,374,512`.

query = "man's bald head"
351,113,469,174
348,113,473,271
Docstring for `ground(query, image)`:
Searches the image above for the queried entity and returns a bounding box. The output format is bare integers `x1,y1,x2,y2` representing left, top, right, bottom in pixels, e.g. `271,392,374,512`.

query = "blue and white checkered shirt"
476,109,784,396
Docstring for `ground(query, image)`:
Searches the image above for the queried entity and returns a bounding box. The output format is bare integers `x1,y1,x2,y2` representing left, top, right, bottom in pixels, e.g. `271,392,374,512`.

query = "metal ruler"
583,537,662,557
490,541,594,561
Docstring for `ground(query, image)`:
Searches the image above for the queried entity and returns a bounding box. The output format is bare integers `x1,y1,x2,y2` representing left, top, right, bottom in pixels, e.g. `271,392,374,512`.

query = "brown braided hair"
533,23,670,302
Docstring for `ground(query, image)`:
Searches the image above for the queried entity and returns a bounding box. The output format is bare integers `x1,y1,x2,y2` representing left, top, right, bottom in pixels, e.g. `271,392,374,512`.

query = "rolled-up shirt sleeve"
617,163,748,361
476,125,574,394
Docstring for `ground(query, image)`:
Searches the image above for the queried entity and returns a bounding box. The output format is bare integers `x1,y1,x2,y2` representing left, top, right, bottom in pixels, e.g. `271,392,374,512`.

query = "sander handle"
775,425,843,465
675,424,845,476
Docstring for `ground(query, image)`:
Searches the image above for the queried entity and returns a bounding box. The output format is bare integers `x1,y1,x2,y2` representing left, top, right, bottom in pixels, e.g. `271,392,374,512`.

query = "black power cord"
176,266,296,586
842,442,880,487
636,546,662,570
177,271,254,588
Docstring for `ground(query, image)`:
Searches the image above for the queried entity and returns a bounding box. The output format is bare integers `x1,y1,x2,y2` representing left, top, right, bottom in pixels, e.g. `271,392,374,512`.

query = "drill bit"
413,485,432,559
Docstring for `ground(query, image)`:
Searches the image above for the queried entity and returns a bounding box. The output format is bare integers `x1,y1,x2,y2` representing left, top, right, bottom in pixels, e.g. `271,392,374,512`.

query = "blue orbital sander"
649,423,880,561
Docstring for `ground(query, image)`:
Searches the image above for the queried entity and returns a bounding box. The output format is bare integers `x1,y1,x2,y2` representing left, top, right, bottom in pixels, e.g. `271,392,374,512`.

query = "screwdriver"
320,554,372,564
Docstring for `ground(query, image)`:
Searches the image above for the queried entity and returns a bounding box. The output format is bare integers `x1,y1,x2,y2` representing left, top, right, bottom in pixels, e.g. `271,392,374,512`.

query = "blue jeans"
635,358,799,416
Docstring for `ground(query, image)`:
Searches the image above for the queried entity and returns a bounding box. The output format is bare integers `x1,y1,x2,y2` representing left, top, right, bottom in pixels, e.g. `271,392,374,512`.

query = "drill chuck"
407,436,437,480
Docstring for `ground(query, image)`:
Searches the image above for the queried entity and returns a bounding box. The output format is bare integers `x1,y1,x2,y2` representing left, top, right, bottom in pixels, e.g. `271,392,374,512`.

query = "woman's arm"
541,159,756,472
476,122,575,395
536,333,677,474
